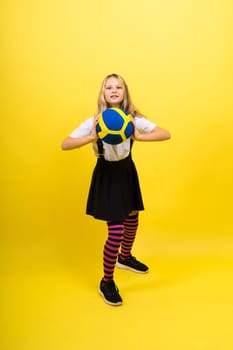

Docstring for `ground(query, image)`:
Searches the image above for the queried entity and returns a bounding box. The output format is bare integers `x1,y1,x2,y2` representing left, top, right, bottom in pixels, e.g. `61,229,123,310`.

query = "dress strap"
97,138,104,158
130,138,134,149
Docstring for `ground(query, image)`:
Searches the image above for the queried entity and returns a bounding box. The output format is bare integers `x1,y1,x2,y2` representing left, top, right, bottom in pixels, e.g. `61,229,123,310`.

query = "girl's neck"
108,103,121,109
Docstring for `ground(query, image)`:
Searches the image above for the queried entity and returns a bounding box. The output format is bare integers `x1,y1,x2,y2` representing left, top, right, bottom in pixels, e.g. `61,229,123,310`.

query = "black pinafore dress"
86,139,144,222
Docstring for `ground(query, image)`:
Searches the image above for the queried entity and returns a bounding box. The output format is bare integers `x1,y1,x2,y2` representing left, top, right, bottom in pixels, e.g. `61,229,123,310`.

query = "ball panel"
124,121,134,138
102,134,123,145
102,109,124,131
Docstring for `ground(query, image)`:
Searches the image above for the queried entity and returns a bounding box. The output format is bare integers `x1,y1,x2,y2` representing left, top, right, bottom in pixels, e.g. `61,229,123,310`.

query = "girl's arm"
134,126,171,142
132,116,171,141
61,134,96,150
61,118,98,150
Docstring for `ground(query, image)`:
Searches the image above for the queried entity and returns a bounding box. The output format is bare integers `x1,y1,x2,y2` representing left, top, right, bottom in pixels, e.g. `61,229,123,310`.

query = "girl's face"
104,77,124,108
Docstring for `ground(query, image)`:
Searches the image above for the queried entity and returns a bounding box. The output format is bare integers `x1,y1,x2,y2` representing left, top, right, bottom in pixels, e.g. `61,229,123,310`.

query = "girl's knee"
129,210,138,216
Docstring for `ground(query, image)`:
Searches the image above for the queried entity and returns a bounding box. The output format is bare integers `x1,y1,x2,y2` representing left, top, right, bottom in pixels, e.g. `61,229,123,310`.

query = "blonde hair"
96,73,138,117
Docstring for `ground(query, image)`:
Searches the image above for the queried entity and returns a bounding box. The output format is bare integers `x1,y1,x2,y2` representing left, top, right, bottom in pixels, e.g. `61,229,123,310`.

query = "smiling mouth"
111,95,119,98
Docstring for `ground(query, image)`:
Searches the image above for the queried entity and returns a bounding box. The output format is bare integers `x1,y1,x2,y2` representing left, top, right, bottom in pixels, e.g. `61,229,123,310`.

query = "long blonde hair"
96,73,139,117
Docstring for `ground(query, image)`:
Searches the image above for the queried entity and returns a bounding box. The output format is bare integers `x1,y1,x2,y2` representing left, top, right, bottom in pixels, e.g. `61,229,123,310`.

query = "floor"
2,230,233,350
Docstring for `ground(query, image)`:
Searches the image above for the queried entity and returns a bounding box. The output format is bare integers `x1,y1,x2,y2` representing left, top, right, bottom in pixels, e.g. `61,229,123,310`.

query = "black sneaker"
116,255,149,273
99,279,123,306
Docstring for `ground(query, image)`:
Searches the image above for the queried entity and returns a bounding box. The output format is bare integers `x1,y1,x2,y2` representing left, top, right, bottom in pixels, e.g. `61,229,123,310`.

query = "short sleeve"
134,116,156,133
69,117,94,138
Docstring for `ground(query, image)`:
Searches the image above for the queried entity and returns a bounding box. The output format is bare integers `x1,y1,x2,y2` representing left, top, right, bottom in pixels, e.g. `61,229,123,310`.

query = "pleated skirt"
86,155,144,222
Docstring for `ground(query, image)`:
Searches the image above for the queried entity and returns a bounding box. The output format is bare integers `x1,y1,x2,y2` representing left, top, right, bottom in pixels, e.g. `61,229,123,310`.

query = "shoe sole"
116,262,149,274
98,289,123,306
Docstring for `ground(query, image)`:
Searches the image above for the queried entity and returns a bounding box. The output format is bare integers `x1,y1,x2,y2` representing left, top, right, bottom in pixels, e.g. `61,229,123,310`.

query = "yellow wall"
2,0,233,242
2,1,233,349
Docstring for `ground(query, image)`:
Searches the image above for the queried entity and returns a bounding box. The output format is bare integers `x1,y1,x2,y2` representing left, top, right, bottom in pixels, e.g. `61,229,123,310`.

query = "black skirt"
86,155,144,222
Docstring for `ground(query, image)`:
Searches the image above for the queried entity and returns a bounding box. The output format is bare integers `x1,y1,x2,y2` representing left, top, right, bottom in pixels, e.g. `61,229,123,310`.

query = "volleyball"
96,108,134,145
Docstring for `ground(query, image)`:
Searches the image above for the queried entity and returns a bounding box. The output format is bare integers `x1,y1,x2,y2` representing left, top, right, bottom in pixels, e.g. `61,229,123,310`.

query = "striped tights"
103,214,138,281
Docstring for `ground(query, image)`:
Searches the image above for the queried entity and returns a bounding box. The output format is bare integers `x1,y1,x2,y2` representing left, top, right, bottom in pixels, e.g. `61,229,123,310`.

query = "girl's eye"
105,86,122,90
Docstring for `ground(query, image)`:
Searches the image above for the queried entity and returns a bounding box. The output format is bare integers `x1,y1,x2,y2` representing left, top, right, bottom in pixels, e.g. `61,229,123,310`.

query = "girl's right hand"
90,115,99,141
61,115,100,150
130,116,141,141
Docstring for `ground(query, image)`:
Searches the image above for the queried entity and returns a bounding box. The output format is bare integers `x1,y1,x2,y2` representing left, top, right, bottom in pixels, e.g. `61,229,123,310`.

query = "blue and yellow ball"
96,108,134,145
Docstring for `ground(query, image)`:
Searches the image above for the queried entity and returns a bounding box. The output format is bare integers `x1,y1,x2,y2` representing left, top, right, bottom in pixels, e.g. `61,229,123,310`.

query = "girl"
61,73,170,306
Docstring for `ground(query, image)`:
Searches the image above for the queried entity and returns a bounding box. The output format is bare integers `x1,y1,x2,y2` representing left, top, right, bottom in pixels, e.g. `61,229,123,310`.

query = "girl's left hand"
130,115,171,142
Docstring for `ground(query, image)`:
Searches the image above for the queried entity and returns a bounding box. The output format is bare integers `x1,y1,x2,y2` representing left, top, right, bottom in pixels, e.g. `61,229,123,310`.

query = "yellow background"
2,0,233,349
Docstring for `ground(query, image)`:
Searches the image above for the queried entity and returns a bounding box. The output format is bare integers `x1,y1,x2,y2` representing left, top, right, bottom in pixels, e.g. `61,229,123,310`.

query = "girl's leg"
120,212,139,259
99,221,124,306
117,211,149,273
103,221,124,281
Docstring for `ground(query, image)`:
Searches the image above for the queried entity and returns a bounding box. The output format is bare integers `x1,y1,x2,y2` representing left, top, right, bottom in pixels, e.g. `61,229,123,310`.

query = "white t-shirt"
69,116,156,161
